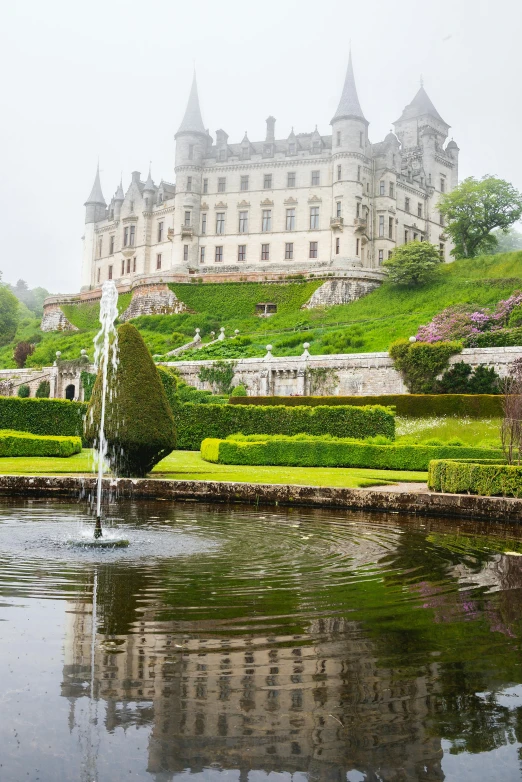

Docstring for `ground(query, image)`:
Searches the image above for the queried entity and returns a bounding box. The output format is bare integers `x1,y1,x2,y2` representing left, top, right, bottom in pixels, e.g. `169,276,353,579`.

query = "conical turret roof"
331,52,367,124
114,178,124,201
395,86,448,127
85,163,106,205
143,166,155,191
176,73,206,136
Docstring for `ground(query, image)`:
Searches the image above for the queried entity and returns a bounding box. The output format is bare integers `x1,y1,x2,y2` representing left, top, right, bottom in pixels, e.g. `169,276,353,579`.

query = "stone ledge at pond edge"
1,475,522,522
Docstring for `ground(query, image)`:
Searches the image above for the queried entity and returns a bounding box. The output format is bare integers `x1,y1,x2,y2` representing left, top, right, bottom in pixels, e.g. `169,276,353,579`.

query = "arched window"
65,384,75,401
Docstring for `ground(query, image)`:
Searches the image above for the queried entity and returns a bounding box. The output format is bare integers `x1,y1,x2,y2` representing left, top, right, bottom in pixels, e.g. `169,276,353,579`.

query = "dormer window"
312,140,321,153
158,193,163,203
288,142,296,155
241,147,249,159
219,149,226,161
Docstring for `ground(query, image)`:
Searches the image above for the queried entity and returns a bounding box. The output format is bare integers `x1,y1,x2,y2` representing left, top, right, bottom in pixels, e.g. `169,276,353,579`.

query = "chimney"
131,171,141,183
266,116,276,142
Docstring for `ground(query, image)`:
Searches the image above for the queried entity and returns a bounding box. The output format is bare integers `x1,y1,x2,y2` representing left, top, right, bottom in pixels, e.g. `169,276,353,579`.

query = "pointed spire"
395,85,448,127
85,163,106,205
144,164,155,192
242,131,249,143
114,176,124,201
331,51,367,124
176,72,206,136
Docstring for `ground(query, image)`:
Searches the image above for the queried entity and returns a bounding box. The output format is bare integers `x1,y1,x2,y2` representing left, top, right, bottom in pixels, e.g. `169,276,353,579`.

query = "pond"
2,499,522,781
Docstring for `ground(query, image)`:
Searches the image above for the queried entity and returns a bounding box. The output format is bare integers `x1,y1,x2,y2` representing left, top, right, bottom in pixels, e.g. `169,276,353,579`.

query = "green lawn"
396,416,502,448
0,448,427,488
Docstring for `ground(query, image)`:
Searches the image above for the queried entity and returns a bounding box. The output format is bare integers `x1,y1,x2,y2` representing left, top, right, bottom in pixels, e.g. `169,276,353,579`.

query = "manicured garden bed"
0,430,82,457
428,459,522,498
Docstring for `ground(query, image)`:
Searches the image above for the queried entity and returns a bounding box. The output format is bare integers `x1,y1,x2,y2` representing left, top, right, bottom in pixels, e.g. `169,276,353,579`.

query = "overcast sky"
1,0,520,293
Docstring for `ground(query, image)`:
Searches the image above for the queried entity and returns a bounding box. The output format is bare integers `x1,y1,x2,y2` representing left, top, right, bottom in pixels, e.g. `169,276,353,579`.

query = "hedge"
177,403,395,451
0,430,82,457
200,434,502,471
0,397,87,438
428,459,522,498
228,394,504,418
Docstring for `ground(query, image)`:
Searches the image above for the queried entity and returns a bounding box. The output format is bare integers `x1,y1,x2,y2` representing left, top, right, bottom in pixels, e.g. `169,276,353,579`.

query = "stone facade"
40,302,78,333
119,282,187,320
77,58,457,294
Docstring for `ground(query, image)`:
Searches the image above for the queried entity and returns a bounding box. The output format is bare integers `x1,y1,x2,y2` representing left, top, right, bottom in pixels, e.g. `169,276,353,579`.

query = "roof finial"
331,50,367,125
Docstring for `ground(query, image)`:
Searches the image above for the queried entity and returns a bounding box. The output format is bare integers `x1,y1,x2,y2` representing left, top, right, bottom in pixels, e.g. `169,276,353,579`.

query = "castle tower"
330,52,370,266
174,73,208,269
81,164,106,289
113,178,124,221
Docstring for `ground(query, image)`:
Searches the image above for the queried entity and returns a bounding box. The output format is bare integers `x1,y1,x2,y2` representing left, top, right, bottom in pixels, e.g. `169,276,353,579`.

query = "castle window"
335,237,340,255
187,176,192,192
200,246,206,263
123,227,129,246
264,144,272,155
288,142,296,155
440,178,445,193
241,147,249,159
219,149,226,161
109,235,114,255
261,244,270,260
404,230,408,243
184,211,191,226
285,242,294,260
126,257,131,274
388,250,393,259
378,249,384,263
97,268,100,283
337,165,342,181
240,175,249,191
309,241,318,258
312,140,321,153
286,208,295,231
336,202,341,218
379,181,385,196
183,245,189,261
239,211,248,233
215,246,223,262
310,206,319,229
379,215,384,237
110,208,114,220
158,193,163,203
121,259,125,275
336,131,341,147
287,172,296,187
413,232,418,241
238,245,246,262
389,217,393,239
356,202,360,218
356,239,360,255
216,213,225,234
130,225,135,246
440,212,445,226
405,197,410,213
201,213,207,234
439,243,445,260
311,170,320,186
359,131,363,147
156,253,162,270
418,202,422,218
262,210,272,232
203,178,208,194
108,265,113,280
98,237,103,258
264,174,272,189
218,177,226,193
158,222,163,242
389,182,394,198
357,166,361,182
133,257,136,272
188,144,194,160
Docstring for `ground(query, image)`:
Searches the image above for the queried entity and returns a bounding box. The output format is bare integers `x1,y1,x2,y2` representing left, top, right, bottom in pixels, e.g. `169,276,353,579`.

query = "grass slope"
0,448,427,487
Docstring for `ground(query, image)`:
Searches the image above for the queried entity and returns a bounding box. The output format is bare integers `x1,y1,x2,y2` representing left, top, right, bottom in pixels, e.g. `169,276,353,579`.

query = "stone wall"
119,283,187,320
302,277,381,308
40,303,78,333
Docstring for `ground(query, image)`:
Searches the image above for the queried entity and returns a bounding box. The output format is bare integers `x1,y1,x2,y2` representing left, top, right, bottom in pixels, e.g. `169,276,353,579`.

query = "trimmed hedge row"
200,434,502,471
177,404,395,451
0,397,87,437
0,430,82,457
228,394,503,418
428,459,522,498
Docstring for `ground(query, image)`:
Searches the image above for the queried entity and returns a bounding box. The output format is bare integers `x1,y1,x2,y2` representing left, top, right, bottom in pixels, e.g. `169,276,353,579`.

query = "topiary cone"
85,323,176,477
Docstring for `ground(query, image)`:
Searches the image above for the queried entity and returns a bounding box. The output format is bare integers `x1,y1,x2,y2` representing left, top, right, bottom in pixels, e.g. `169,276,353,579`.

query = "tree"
383,241,442,287
85,323,176,477
0,276,19,346
13,341,35,368
438,176,522,259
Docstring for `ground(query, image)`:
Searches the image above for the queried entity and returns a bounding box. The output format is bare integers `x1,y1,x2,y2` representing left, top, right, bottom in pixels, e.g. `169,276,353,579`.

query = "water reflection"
2,500,522,780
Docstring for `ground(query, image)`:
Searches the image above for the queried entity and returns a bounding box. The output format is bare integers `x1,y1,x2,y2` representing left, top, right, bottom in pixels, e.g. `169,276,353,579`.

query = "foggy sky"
1,0,520,293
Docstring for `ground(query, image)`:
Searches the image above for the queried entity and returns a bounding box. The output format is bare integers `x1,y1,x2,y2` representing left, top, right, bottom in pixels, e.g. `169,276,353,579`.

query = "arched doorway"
65,384,75,401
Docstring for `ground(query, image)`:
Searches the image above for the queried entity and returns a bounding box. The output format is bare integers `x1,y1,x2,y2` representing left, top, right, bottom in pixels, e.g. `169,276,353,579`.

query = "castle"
80,54,458,293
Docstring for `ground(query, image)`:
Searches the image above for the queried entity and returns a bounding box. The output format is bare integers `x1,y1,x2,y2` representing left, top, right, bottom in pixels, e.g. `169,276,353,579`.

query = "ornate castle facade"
81,55,459,292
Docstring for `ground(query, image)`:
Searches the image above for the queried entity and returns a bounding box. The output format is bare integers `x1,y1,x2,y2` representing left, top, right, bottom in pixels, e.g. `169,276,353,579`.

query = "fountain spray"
92,281,119,536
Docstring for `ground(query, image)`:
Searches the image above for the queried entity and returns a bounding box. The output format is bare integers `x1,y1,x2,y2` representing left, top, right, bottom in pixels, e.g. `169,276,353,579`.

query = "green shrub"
0,396,87,437
0,429,82,457
201,434,501,471
177,403,395,450
85,324,176,477
17,384,30,398
230,384,247,397
80,371,96,402
228,394,504,418
467,326,522,348
428,459,522,497
157,366,179,410
198,360,237,394
389,339,462,393
35,380,50,398
437,361,501,394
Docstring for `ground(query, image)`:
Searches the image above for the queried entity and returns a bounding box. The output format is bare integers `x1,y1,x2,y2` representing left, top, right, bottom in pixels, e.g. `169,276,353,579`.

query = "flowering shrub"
416,291,522,343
